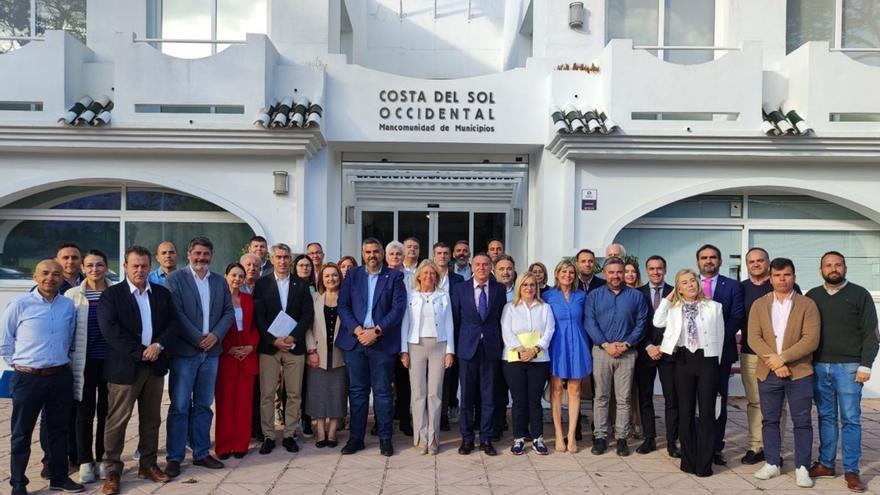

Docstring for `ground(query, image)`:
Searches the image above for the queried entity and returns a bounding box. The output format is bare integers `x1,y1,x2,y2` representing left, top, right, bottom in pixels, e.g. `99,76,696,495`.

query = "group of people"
1,235,877,495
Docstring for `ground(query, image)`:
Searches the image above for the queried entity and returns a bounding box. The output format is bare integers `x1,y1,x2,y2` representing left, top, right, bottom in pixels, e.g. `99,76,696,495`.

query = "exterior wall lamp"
273,170,289,195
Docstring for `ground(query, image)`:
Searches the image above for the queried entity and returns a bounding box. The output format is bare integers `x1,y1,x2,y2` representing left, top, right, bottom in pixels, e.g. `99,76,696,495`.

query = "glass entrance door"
360,209,506,262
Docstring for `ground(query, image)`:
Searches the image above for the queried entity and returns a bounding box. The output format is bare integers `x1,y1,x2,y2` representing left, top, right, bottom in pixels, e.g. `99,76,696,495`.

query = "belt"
14,364,69,376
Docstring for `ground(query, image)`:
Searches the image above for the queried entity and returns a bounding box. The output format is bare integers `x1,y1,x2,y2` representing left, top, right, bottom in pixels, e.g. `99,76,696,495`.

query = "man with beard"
452,240,471,280
806,251,878,493
695,244,744,466
575,249,606,294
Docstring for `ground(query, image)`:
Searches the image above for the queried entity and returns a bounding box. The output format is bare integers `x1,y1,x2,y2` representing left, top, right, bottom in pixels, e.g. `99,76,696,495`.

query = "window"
787,0,880,66
0,0,85,53
606,0,716,65
147,0,267,58
0,183,255,281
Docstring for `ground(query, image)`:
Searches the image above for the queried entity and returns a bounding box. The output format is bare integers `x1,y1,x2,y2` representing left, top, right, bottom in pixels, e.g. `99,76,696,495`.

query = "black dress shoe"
341,440,365,455
233,452,246,459
315,440,328,448
712,452,727,466
440,416,450,431
379,439,394,457
193,455,224,469
458,441,475,455
49,477,85,493
41,462,51,480
282,436,300,453
370,423,378,436
667,446,681,459
591,438,607,455
636,438,656,454
259,438,275,455
326,439,338,448
218,453,231,460
740,450,764,465
696,470,713,478
616,439,630,457
11,485,27,495
479,442,498,456
164,461,181,478
399,422,413,437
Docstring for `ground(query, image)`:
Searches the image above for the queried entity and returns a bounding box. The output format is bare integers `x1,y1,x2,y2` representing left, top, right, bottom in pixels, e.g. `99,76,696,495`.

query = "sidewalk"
2,397,878,494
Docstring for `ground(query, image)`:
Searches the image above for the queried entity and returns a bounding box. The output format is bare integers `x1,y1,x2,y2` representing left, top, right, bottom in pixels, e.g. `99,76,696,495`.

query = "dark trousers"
492,365,509,435
39,401,77,467
759,373,813,468
714,360,732,452
10,368,74,489
503,361,549,440
459,343,498,444
394,361,412,425
675,349,718,477
75,359,108,463
635,357,678,446
441,357,460,417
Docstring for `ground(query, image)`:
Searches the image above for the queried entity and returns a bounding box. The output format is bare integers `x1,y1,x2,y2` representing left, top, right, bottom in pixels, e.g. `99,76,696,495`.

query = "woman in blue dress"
544,259,592,453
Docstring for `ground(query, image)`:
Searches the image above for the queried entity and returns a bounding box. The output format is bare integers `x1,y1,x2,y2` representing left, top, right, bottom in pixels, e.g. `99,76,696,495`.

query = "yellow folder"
507,331,543,362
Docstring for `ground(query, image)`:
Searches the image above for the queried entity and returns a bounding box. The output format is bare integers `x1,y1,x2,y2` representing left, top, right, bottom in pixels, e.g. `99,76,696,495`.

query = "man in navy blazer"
338,238,407,456
450,253,506,456
432,242,465,430
696,244,744,465
163,237,234,476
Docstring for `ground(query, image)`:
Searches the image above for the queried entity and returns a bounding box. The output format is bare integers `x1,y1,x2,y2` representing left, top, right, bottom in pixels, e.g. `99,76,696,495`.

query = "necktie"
702,277,713,298
652,286,661,310
478,284,488,319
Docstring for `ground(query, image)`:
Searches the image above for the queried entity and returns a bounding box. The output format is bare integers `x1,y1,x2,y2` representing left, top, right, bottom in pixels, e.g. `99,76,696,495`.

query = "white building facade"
1,0,879,393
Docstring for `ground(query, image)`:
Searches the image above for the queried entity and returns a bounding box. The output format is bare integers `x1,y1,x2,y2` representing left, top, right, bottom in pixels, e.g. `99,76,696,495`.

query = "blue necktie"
479,284,488,319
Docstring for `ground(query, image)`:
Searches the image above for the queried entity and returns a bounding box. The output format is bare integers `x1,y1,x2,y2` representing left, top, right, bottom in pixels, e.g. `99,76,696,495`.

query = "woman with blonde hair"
400,260,455,454
653,269,724,477
544,259,592,453
501,272,555,455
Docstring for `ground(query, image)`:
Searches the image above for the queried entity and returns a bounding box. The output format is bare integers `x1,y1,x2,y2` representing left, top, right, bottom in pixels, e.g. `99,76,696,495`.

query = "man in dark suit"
164,237,234,477
575,248,607,294
99,246,178,495
451,253,506,456
634,255,678,457
252,243,314,454
696,244,744,466
432,242,465,431
338,237,407,456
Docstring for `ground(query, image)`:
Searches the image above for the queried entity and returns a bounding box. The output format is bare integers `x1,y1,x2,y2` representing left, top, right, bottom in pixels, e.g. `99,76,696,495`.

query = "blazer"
747,292,820,381
165,267,234,357
98,281,178,384
577,275,606,294
218,293,260,378
450,278,507,361
65,278,113,401
445,271,465,292
636,283,674,363
710,275,745,365
653,298,725,362
338,265,407,354
252,273,315,355
305,293,345,370
400,290,455,355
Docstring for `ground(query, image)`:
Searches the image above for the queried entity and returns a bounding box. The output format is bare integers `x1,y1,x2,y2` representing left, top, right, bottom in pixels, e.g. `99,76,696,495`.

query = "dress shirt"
771,292,794,354
500,300,555,362
454,264,471,280
127,278,154,347
275,273,290,312
505,286,514,303
147,268,172,286
190,266,211,335
584,285,648,347
649,284,665,309
699,275,718,297
0,290,76,368
417,293,438,338
363,270,380,328
436,273,450,293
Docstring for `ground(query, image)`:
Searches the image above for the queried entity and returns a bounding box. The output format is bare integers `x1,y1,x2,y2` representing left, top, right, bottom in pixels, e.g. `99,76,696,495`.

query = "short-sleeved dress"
545,288,592,379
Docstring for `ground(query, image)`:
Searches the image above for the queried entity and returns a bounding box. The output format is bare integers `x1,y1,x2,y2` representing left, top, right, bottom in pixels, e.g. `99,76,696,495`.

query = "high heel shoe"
326,439,338,448
567,434,579,454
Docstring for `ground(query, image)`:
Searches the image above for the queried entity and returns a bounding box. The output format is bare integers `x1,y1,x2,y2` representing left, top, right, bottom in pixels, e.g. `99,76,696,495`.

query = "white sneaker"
96,462,106,480
754,463,781,480
132,449,140,461
796,466,814,488
78,462,96,484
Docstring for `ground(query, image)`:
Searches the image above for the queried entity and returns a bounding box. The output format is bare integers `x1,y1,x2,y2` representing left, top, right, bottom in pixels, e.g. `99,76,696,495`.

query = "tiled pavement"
2,397,879,494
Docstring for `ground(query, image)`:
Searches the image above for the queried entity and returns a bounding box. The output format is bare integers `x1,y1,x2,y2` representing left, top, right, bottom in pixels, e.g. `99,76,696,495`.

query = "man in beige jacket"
747,257,820,488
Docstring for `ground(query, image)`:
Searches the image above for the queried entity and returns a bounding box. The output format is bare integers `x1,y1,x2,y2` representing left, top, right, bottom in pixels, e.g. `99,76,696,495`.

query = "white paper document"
267,311,298,338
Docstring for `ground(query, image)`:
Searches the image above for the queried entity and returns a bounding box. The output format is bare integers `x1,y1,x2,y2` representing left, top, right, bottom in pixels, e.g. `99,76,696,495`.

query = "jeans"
344,344,395,442
758,373,812,469
814,362,864,474
166,353,219,462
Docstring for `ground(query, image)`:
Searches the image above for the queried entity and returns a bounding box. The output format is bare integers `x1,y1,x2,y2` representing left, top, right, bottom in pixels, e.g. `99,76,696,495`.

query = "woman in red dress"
215,263,260,458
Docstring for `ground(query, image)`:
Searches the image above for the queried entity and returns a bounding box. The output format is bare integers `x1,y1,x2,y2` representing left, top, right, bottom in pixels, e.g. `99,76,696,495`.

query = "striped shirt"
85,289,107,359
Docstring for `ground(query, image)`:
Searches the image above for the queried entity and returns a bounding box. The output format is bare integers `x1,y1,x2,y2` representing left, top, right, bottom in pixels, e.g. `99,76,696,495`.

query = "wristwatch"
374,327,382,336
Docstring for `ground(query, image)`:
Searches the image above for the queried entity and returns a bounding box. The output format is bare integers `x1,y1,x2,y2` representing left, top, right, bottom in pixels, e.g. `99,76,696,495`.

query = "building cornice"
546,133,880,162
0,125,327,158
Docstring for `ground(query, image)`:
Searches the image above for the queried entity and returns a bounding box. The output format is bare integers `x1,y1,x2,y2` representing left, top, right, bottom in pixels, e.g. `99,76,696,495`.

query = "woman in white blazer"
653,268,724,478
400,260,454,454
64,249,112,484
